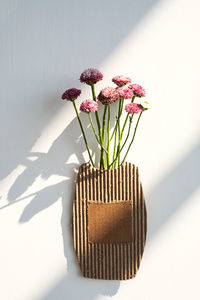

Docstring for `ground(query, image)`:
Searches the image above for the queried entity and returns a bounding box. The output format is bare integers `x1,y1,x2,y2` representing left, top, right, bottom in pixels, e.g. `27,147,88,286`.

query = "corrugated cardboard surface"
72,162,147,280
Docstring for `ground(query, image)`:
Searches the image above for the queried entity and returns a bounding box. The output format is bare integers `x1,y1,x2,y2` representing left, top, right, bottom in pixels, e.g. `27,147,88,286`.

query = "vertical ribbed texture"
72,162,147,280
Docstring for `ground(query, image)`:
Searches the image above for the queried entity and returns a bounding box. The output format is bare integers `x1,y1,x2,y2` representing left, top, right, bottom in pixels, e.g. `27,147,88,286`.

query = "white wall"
1,0,200,299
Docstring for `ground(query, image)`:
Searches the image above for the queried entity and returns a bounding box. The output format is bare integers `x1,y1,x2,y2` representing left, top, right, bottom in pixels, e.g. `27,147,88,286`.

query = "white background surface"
1,0,200,299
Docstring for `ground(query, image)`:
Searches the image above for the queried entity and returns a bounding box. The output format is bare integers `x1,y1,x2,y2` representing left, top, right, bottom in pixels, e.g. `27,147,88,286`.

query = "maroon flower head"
62,88,81,101
80,68,103,85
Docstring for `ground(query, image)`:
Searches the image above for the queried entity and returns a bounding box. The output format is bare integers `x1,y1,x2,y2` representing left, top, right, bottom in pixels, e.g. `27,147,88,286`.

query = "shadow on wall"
2,114,121,299
8,129,199,300
147,140,200,238
2,121,200,300
1,0,161,181
0,0,168,299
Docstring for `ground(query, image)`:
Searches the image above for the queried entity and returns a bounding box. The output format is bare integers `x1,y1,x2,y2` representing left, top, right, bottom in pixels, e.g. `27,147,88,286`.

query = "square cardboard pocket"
87,201,133,243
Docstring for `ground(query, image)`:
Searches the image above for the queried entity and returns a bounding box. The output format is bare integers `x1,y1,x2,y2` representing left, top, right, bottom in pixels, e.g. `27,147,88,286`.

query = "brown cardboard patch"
88,202,133,243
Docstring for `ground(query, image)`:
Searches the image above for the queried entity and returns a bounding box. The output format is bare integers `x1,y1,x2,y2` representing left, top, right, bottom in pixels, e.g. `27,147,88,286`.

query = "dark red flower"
62,88,81,101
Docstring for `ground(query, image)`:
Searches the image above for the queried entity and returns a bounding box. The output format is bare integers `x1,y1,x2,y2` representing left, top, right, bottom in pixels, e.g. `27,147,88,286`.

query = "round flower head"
62,88,81,101
97,87,119,105
112,75,131,87
128,83,146,97
125,103,143,114
140,100,150,110
117,86,134,99
80,68,103,85
80,99,98,113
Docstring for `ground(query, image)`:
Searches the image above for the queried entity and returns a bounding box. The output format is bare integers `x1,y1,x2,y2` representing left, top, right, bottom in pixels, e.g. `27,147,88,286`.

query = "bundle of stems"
74,85,147,169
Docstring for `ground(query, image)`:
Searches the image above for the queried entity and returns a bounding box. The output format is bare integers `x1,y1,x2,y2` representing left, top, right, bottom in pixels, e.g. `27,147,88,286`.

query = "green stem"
102,105,108,169
110,117,118,142
91,84,101,134
73,101,95,167
107,104,110,168
120,96,135,138
109,114,134,168
114,99,124,167
111,101,121,168
91,84,103,168
110,96,135,142
117,104,121,167
121,111,143,164
112,127,118,167
113,99,122,168
88,113,108,154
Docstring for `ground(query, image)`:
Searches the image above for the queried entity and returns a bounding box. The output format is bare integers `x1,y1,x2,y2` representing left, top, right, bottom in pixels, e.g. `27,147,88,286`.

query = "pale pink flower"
117,86,134,99
80,99,98,113
125,103,143,114
112,75,131,87
128,83,146,97
97,87,119,105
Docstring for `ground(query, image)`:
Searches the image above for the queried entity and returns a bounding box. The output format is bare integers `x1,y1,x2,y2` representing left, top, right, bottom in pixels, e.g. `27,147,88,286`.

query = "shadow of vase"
4,111,120,299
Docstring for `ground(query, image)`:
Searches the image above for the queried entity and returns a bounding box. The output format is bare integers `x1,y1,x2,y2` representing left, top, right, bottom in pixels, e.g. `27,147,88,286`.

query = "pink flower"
80,99,98,113
97,87,119,105
117,86,134,99
112,75,131,87
128,84,146,97
125,103,143,114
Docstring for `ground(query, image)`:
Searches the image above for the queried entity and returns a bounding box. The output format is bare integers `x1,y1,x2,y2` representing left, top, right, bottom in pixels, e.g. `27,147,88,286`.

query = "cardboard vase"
72,161,147,280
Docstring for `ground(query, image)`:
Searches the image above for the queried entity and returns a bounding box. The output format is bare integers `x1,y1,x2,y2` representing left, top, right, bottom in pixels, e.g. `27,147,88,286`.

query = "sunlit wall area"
0,0,200,300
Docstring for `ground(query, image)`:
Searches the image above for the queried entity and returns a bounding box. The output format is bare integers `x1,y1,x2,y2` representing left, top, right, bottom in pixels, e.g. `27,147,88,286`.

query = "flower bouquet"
62,68,149,280
62,68,150,169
